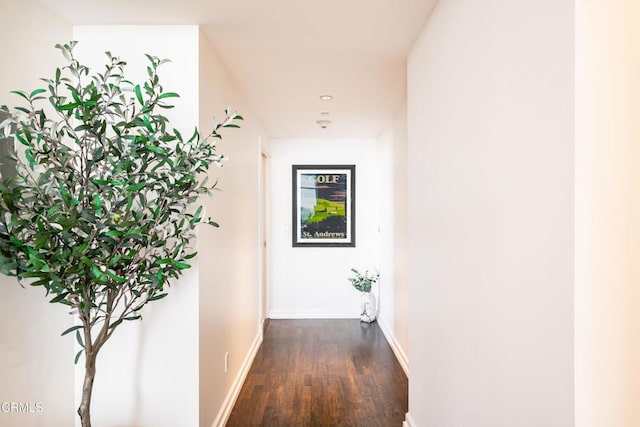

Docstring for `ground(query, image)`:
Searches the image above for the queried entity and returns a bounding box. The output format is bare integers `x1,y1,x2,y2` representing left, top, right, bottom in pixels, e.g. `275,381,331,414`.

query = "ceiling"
38,0,437,139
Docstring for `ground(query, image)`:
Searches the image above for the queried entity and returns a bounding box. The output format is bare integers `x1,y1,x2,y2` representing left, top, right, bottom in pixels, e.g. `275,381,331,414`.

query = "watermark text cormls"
0,402,43,413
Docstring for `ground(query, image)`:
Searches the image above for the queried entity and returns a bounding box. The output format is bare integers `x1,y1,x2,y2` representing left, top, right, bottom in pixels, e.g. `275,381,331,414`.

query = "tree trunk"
78,351,97,427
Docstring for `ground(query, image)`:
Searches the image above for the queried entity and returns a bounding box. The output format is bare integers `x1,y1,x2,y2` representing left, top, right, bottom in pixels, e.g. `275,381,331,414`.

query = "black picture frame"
292,164,356,247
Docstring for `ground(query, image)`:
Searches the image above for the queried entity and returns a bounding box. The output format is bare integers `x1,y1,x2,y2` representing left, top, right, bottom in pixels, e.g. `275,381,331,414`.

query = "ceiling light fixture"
319,95,333,101
316,119,332,129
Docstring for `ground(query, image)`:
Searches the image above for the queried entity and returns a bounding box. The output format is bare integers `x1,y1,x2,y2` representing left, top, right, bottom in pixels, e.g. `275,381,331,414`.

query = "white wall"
269,138,380,319
198,31,267,427
406,1,574,426
0,2,74,426
575,1,640,426
72,26,200,427
377,105,409,372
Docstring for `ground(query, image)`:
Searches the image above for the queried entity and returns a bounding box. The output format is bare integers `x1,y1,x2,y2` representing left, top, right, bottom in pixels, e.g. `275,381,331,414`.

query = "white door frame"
257,137,271,331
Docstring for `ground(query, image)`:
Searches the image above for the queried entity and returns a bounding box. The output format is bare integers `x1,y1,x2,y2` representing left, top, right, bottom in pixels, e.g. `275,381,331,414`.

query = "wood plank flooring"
226,319,408,427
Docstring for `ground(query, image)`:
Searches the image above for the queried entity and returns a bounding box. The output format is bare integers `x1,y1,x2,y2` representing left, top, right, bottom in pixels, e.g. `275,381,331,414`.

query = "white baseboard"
269,309,359,319
403,412,416,427
377,317,409,377
210,331,263,427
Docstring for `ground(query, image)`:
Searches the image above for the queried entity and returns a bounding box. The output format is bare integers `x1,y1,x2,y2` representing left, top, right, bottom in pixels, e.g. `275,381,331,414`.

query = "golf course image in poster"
292,165,355,247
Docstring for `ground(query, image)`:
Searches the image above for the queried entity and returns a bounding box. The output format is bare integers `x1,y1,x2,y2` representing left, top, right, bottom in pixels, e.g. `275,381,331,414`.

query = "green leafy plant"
0,41,241,427
348,268,379,293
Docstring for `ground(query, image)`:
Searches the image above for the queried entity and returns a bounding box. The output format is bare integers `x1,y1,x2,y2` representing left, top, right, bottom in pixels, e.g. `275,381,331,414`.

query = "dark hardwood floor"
226,319,408,427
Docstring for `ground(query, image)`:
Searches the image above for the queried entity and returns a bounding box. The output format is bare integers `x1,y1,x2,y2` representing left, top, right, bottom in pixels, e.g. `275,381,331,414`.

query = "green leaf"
173,261,191,270
30,88,47,98
135,85,144,105
145,145,165,155
50,292,69,304
61,325,83,336
104,230,123,237
70,88,81,104
10,90,29,101
142,115,153,132
57,102,79,111
126,182,145,192
24,149,36,166
108,319,123,330
76,330,85,348
80,211,97,224
148,293,168,302
15,133,29,146
105,270,127,284
19,271,46,279
28,277,49,287
91,265,104,280
74,349,84,365
158,92,180,99
193,205,202,221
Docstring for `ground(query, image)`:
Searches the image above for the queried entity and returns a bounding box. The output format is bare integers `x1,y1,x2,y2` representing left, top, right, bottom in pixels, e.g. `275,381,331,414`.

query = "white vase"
360,292,376,323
